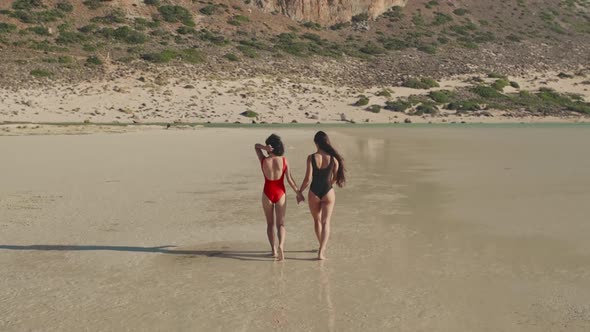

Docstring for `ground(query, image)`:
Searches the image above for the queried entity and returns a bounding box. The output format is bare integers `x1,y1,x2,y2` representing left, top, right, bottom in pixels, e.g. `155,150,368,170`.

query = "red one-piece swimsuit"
262,157,286,203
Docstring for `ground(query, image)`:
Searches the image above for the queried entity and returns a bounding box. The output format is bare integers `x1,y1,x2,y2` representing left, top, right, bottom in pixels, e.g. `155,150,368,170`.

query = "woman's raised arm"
254,143,271,162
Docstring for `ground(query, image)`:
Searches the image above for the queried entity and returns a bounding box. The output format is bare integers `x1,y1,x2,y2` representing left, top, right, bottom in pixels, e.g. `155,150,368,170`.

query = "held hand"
296,191,305,204
265,145,274,152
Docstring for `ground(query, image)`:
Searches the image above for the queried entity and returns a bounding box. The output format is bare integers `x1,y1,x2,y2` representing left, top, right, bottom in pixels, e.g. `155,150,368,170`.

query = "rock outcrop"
254,0,408,25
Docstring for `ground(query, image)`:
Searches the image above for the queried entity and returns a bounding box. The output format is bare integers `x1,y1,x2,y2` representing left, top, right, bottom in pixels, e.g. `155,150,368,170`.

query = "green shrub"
352,12,369,23
27,25,50,35
233,15,249,23
506,34,522,42
359,42,385,55
472,85,504,98
91,10,126,24
510,81,520,89
10,9,64,23
176,26,195,35
199,4,217,16
144,0,160,5
429,90,453,103
198,29,227,45
30,69,53,77
417,44,437,54
412,13,425,26
30,40,67,52
112,26,148,44
426,0,439,8
432,12,453,25
402,77,439,89
492,79,510,91
179,48,204,63
416,103,438,115
86,55,102,66
367,105,382,113
141,49,178,63
241,110,258,118
453,8,468,16
472,31,495,43
79,24,97,33
13,0,43,10
354,95,370,106
159,5,195,26
224,53,239,61
330,22,350,30
384,6,404,22
377,89,392,97
302,21,322,30
380,37,408,50
56,2,73,12
82,44,97,52
487,72,507,79
56,31,88,44
0,23,17,34
301,33,322,43
58,55,73,64
446,100,480,111
237,45,258,58
238,38,270,50
83,0,103,10
385,100,411,112
141,48,205,63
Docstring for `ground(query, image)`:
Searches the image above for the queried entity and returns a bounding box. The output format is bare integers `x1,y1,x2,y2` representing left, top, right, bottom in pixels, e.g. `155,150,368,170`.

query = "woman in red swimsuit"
255,134,304,261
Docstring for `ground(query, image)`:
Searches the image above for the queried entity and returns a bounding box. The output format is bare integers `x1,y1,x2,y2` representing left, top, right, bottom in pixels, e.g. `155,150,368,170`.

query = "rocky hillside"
255,0,408,25
0,0,589,87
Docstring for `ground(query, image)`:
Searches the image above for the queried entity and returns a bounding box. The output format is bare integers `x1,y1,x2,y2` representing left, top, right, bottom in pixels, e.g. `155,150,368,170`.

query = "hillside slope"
0,0,589,88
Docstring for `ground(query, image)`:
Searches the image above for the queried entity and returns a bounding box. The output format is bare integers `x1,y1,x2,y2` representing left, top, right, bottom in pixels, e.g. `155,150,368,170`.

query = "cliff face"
254,0,408,25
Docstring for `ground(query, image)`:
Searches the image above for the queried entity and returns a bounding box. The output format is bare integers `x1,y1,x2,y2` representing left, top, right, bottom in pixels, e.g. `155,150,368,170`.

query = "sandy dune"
1,71,589,126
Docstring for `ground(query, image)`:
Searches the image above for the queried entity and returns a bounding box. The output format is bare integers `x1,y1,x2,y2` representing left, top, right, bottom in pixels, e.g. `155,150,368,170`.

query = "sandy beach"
1,70,589,127
1,126,589,331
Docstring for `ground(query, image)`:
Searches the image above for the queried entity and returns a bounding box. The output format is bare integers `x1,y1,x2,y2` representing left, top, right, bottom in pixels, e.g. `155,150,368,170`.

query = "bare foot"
271,247,277,258
318,250,326,260
277,246,284,261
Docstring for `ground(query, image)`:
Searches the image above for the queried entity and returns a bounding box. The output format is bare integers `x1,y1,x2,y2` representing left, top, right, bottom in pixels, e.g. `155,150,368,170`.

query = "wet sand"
1,126,590,331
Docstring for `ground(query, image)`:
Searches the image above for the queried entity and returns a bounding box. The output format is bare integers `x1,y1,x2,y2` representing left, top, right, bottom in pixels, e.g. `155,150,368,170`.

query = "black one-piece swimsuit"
310,154,333,199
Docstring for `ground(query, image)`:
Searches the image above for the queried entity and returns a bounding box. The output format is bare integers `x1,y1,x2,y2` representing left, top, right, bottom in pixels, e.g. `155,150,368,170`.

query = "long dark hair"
265,134,284,156
314,131,346,187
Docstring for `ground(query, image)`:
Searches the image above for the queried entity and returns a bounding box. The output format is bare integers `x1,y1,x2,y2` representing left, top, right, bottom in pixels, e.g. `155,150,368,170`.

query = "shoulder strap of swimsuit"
310,154,317,169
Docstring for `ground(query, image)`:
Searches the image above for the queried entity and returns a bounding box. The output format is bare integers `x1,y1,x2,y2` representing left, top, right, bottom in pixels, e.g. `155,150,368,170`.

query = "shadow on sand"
0,245,318,262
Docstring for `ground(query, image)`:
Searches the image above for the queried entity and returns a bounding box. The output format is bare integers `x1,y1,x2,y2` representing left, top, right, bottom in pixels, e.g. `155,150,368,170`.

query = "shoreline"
2,120,590,136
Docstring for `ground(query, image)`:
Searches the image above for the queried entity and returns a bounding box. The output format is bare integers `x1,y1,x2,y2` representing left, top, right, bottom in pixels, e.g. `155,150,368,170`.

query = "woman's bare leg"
274,195,287,261
318,189,335,260
308,192,323,246
262,194,276,257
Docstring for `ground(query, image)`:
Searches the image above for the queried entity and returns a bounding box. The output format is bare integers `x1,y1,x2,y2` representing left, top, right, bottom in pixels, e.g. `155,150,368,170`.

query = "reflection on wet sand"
318,261,335,332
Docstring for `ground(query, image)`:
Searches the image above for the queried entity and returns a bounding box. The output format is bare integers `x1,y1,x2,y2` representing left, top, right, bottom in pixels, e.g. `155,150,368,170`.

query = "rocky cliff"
254,0,408,25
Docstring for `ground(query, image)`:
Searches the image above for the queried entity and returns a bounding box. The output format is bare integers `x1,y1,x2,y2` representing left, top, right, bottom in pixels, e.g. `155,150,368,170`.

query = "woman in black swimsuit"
299,131,346,260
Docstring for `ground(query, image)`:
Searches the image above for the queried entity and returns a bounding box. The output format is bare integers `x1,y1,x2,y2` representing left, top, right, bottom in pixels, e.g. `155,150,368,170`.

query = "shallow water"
1,127,589,331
